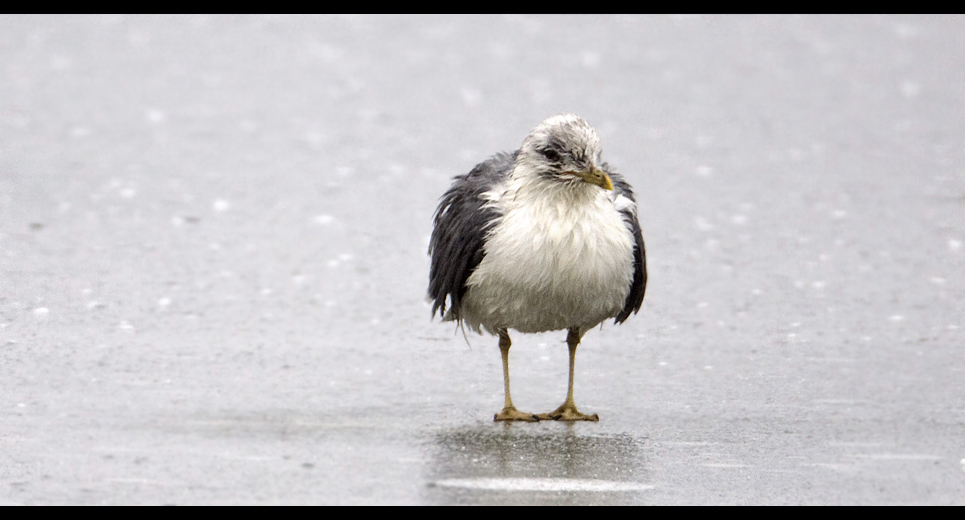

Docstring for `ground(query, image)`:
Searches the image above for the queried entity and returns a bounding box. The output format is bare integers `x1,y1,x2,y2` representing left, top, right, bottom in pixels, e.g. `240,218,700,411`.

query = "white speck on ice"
858,453,942,461
894,23,918,39
158,298,171,308
658,361,668,367
889,315,905,323
120,188,136,198
930,277,945,285
899,80,921,98
731,215,748,225
695,165,713,177
128,29,151,46
697,302,708,308
313,215,335,225
812,281,826,289
338,253,353,262
694,216,713,231
305,131,327,147
50,55,71,70
291,274,306,285
33,307,49,316
580,51,600,68
260,288,272,296
460,87,482,107
703,365,713,370
212,199,231,212
326,259,339,268
949,239,962,251
118,321,135,333
146,108,166,124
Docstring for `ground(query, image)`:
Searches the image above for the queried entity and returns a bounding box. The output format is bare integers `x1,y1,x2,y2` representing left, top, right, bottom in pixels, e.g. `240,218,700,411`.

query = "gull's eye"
542,149,561,162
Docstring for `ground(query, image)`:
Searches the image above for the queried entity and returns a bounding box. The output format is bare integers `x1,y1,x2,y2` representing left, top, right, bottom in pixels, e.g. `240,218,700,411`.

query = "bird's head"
515,114,613,191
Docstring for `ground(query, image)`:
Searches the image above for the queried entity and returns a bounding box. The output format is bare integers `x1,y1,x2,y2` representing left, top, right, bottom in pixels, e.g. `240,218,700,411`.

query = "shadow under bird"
428,114,647,422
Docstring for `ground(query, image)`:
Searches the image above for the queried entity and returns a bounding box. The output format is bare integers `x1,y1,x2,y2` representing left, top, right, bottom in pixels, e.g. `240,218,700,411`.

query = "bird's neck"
507,166,602,209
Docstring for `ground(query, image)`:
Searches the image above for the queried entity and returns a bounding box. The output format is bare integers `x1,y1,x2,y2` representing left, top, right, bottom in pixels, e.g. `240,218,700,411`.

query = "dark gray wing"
428,152,515,321
609,170,647,324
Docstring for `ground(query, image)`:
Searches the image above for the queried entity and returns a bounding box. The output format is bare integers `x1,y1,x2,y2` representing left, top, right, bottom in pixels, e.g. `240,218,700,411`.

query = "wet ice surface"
1,15,964,505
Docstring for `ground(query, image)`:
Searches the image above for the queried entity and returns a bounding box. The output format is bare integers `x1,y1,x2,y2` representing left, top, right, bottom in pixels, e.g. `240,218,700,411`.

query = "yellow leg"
536,328,599,422
493,329,538,422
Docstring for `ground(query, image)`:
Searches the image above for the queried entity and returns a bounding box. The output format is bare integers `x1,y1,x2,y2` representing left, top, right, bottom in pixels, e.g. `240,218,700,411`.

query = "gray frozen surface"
1,15,964,505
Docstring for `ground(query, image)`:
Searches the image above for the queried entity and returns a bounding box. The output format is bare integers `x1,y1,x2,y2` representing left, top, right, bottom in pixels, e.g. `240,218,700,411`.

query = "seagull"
428,114,647,422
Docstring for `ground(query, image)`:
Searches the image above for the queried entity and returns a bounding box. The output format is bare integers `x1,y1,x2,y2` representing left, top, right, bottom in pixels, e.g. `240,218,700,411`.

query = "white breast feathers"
461,178,635,335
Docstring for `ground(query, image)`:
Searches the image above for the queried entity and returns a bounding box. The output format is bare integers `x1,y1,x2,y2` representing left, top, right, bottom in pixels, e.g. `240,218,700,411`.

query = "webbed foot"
536,404,599,422
494,406,539,422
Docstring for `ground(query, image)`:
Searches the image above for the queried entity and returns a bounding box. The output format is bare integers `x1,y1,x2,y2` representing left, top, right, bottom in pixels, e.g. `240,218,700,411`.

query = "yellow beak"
575,167,613,191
